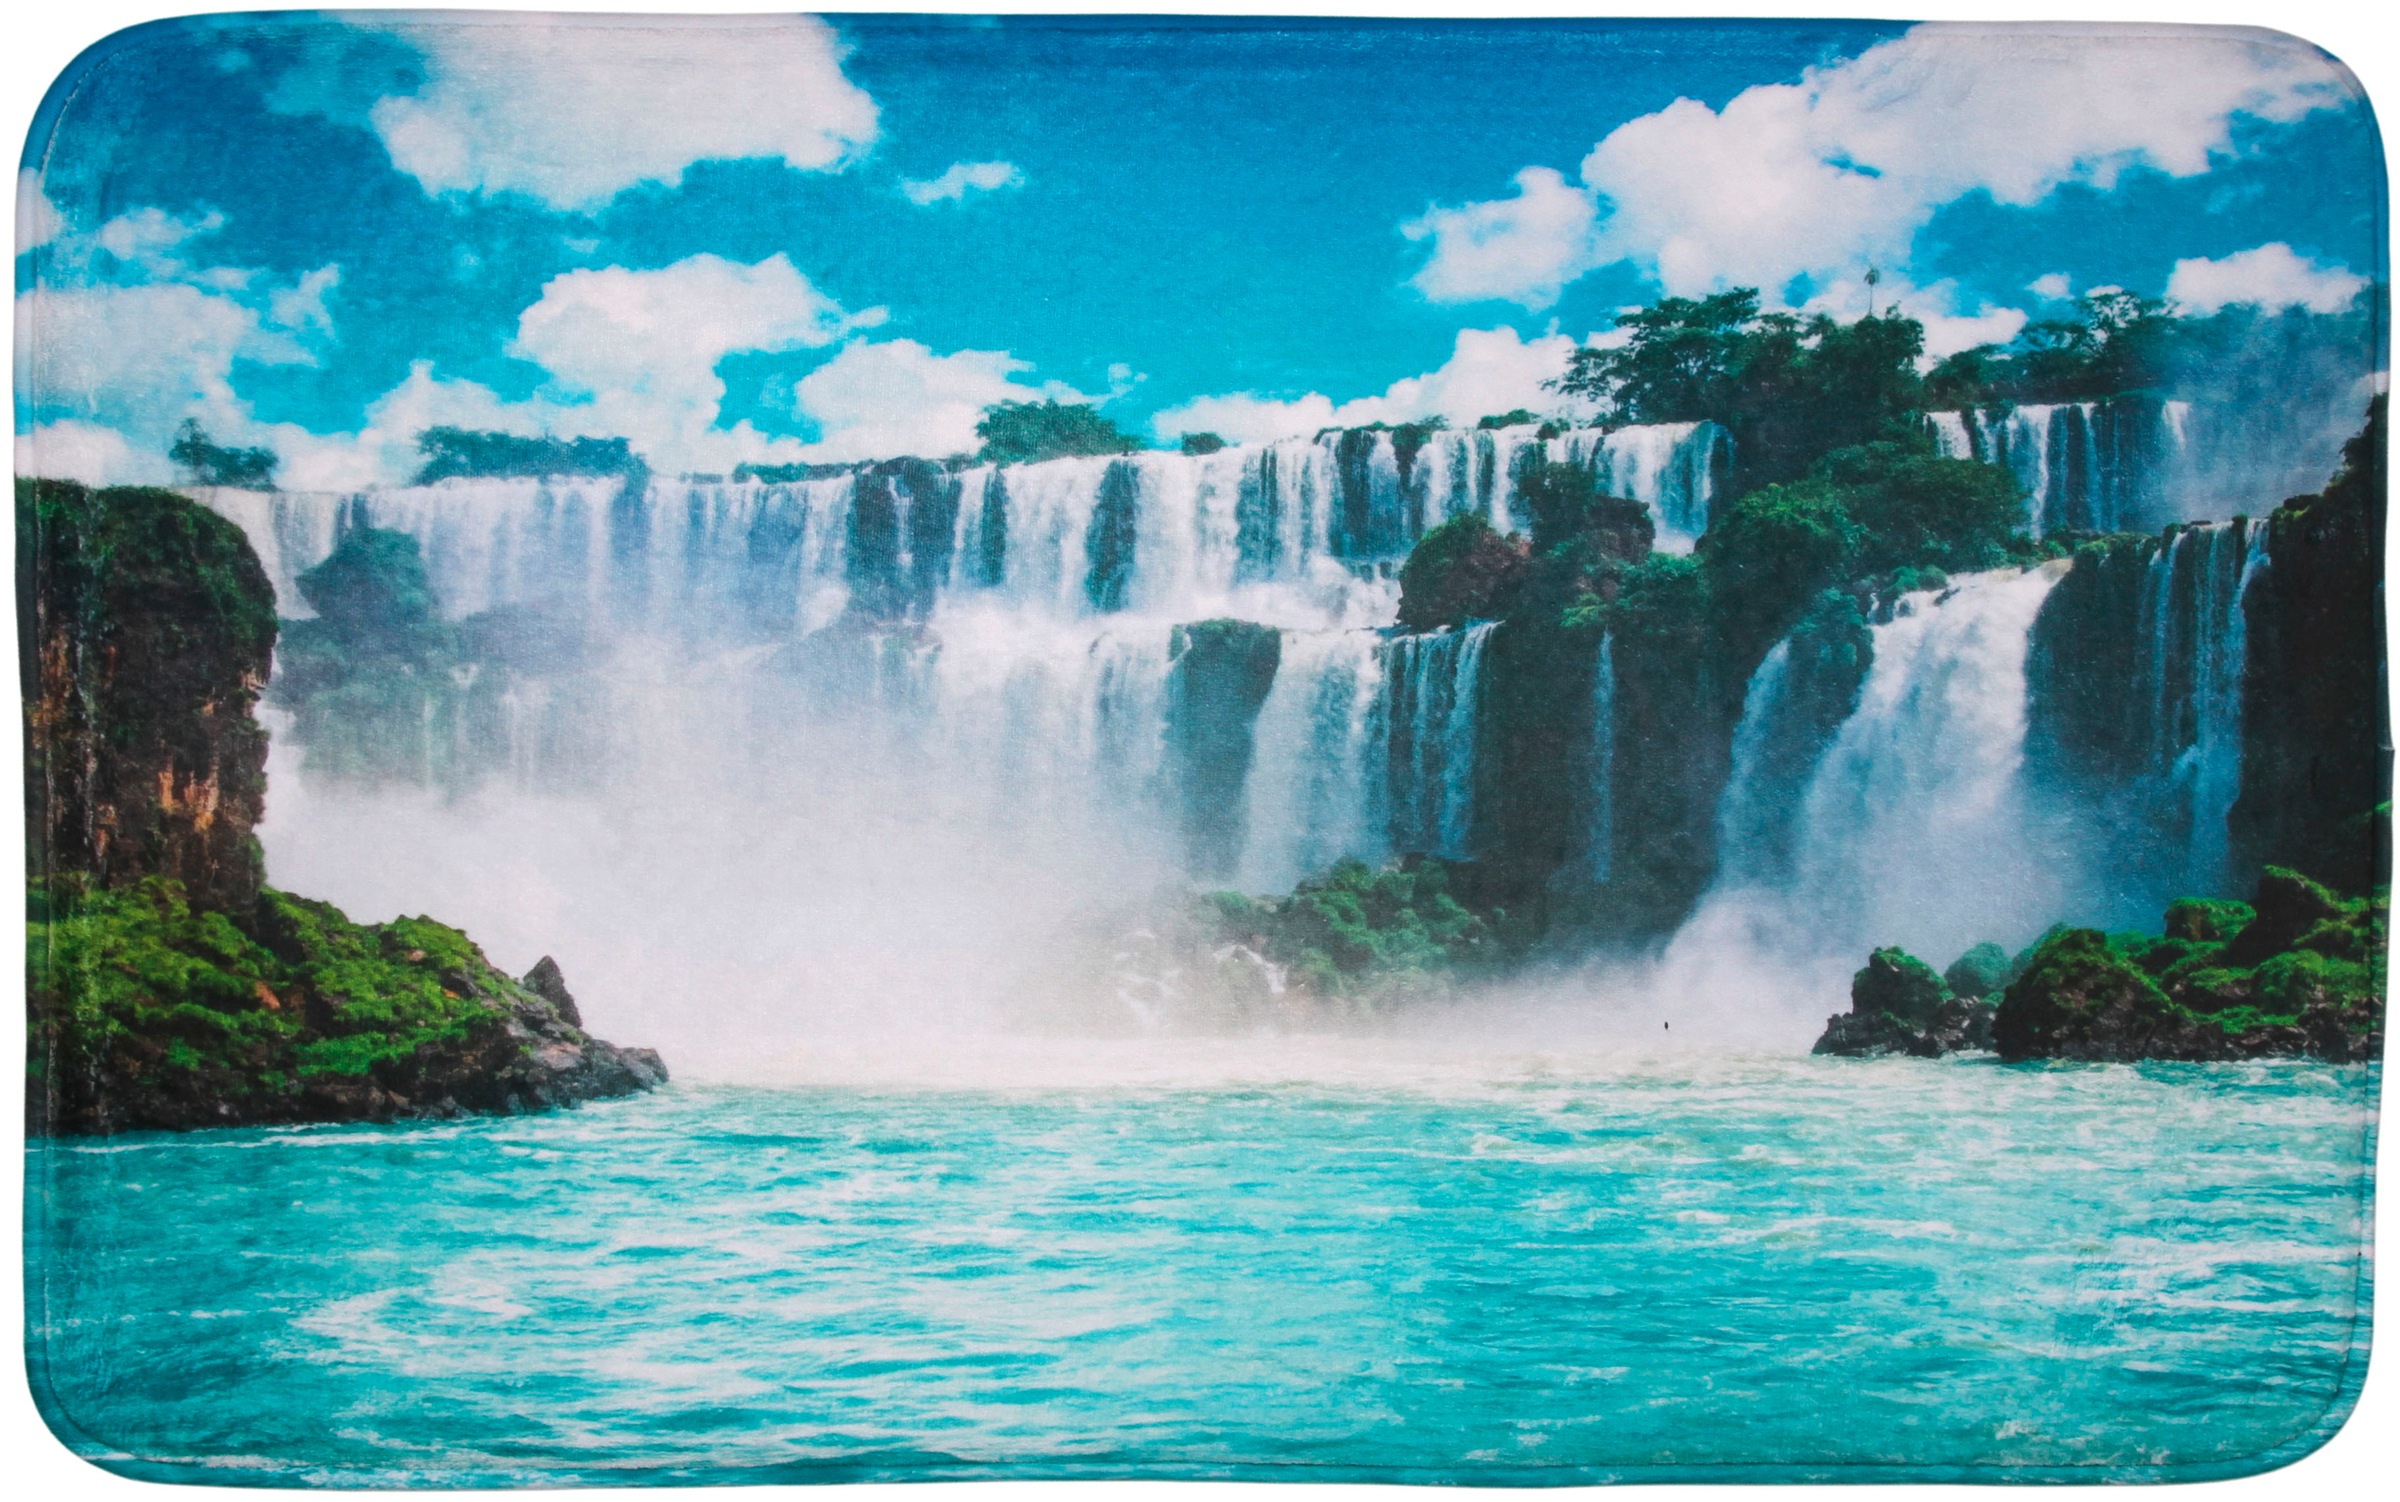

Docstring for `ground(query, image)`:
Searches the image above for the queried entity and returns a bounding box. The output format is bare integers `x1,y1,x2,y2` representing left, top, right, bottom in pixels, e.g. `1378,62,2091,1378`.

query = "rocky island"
21,479,663,1134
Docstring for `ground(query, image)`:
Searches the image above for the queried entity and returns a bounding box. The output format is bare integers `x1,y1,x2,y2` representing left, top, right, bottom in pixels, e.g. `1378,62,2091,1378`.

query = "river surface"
24,1050,2377,1486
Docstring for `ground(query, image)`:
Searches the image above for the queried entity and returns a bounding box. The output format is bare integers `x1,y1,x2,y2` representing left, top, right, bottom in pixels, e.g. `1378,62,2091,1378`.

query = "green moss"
1942,942,2013,999
1852,947,1951,1026
1200,857,1499,1008
2163,897,2255,942
29,877,529,1118
1396,514,1528,632
1993,867,2386,1059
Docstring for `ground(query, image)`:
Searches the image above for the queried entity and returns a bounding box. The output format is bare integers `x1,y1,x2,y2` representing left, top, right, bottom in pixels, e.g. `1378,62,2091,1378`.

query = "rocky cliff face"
2233,398,2388,892
20,481,666,1135
18,481,276,910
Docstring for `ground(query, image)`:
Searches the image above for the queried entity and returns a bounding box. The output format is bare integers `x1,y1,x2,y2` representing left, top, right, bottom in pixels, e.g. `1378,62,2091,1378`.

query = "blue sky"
14,12,2386,487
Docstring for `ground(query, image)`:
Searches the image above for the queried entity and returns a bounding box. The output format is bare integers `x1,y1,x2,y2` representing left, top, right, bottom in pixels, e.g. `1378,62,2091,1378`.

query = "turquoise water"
24,1053,2378,1486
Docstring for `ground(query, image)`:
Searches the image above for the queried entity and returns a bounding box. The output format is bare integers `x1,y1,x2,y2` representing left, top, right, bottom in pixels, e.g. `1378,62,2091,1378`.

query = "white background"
6,3,2392,1499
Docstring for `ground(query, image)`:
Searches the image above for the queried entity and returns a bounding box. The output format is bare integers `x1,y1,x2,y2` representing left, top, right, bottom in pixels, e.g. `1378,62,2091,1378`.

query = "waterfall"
1238,630,1389,894
1587,631,1616,882
1930,398,2228,537
201,443,1474,1060
1787,568,2066,961
2182,525,2265,891
1406,421,1726,550
1711,640,1795,886
1659,567,2067,1014
1384,622,1496,860
2132,520,2267,894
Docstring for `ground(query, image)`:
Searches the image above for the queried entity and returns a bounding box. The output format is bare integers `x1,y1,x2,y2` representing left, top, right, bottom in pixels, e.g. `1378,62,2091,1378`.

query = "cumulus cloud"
1151,327,1584,445
2026,272,2072,300
1411,23,2353,309
361,15,878,210
900,161,1024,207
16,280,310,445
2166,241,2369,316
502,252,881,471
1404,168,1599,307
15,419,169,487
18,170,65,250
791,340,1045,460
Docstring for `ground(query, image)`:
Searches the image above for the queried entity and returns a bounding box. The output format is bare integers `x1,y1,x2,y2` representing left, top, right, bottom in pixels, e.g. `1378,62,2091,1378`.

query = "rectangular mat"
17,11,2388,1487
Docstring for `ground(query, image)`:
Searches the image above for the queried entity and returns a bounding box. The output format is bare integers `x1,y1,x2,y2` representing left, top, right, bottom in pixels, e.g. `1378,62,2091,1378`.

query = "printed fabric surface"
16,10,2390,1487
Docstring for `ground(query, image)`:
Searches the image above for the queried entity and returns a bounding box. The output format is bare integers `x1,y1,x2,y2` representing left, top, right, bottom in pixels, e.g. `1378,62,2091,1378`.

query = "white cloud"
514,253,867,396
1412,24,2352,307
1403,168,1601,309
2026,272,2072,300
96,206,226,267
2166,242,2369,316
502,252,881,470
17,170,65,250
362,15,878,210
1152,327,1583,445
16,280,310,446
15,419,169,487
791,340,1045,461
1147,390,1340,448
900,161,1024,207
268,265,343,335
1798,273,2029,361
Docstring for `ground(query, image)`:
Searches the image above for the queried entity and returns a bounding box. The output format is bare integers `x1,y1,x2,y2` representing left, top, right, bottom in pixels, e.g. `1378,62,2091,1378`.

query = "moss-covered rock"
1814,946,1996,1057
1396,515,1528,632
1942,941,2014,1000
27,877,664,1135
1991,868,2383,1062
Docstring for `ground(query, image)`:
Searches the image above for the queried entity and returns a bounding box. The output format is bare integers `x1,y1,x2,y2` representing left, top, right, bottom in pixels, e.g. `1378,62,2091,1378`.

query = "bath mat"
17,10,2388,1487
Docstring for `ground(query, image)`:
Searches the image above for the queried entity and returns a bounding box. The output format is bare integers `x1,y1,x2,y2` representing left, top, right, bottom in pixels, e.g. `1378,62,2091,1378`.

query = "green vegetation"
169,419,279,490
1477,409,1539,430
1943,942,2014,1000
1178,432,1228,456
1396,514,1528,632
28,877,566,1131
1991,867,2385,1060
412,427,647,484
732,460,855,483
1550,292,1927,486
975,400,1143,465
1202,858,1498,1005
1928,291,2174,407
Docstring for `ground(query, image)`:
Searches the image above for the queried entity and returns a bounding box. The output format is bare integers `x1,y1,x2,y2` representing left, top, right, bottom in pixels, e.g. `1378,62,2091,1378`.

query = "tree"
1929,290,2177,406
1809,442,2025,574
169,419,278,490
1179,432,1228,456
1697,480,1863,665
1550,293,1926,486
1552,290,1779,425
975,400,1142,465
413,428,645,484
1477,409,1539,430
